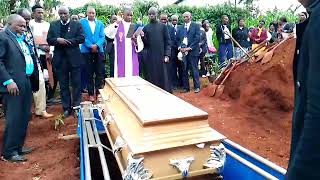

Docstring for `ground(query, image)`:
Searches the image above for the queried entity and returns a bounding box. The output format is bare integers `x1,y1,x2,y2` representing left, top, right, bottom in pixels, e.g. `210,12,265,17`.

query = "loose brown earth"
0,38,295,179
0,105,80,180
177,38,296,168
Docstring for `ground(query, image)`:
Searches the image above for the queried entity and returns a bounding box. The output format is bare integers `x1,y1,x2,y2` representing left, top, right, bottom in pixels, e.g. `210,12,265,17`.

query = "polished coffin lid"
100,76,225,154
104,76,209,126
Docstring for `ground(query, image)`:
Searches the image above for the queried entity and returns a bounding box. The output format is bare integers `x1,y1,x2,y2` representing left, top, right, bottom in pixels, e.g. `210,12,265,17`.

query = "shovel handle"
250,40,267,52
219,61,238,85
225,31,251,58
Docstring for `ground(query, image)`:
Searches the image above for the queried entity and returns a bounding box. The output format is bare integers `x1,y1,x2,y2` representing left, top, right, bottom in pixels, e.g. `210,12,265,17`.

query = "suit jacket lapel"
5,29,24,56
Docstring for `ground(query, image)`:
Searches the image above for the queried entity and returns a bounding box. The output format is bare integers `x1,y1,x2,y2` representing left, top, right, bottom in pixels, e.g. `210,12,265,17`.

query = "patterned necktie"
184,24,188,37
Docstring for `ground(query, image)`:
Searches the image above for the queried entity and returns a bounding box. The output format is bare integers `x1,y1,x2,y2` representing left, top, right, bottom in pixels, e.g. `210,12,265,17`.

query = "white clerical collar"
60,19,70,25
123,20,131,25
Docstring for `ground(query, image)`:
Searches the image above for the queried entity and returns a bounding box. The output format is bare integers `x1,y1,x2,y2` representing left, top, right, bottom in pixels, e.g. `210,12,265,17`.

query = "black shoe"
63,110,71,118
2,155,27,163
180,89,190,93
18,147,33,155
194,88,200,93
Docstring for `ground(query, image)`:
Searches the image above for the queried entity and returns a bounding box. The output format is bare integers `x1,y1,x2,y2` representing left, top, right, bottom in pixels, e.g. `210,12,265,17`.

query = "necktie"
184,24,188,37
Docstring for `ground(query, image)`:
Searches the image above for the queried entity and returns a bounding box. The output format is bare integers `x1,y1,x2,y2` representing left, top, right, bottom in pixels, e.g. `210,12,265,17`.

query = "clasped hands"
179,47,192,53
57,38,71,46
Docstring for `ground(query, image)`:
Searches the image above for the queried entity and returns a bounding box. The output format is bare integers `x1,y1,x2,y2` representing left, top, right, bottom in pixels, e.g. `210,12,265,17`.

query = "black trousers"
56,59,81,112
199,52,207,76
2,77,32,158
169,49,179,88
39,55,58,100
182,55,200,90
83,53,105,96
107,47,115,78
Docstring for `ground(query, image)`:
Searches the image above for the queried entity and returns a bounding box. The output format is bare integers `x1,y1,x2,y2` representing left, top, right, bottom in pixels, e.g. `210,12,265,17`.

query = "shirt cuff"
3,79,13,86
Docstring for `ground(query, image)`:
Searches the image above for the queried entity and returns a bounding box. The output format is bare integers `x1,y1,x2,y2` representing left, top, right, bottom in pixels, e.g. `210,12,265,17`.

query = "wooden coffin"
99,76,226,179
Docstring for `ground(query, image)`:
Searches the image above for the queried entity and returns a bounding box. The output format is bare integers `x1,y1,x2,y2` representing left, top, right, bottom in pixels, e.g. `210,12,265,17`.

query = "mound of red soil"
222,38,296,116
191,38,296,167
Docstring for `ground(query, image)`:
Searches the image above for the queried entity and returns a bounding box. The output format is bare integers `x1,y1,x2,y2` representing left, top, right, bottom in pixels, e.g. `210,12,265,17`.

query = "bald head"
17,8,31,26
87,6,96,21
171,15,178,26
71,15,79,21
160,14,168,24
123,8,133,22
221,15,229,25
148,7,158,22
110,15,117,23
58,6,69,23
183,12,191,23
7,14,26,35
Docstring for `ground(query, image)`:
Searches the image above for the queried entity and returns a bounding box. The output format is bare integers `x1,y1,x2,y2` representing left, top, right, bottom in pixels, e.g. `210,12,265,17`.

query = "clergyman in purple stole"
115,21,139,77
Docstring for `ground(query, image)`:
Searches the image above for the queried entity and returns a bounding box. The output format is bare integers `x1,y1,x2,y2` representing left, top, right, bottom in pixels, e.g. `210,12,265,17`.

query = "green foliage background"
70,0,297,50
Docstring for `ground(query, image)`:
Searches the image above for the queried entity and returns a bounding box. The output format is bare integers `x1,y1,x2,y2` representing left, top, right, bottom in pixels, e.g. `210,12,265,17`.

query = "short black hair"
32,4,43,12
259,19,266,24
238,17,244,24
280,16,287,23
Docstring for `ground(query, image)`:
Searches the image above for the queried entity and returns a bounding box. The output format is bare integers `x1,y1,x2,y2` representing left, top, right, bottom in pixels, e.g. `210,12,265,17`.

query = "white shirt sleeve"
105,22,118,39
267,31,272,41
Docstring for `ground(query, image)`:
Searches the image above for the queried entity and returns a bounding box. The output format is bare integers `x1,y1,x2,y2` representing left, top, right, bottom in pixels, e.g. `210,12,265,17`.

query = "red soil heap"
221,38,296,116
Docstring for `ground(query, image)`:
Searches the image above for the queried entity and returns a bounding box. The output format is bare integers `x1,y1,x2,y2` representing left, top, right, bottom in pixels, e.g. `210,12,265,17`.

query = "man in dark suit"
170,15,182,89
160,13,179,90
287,0,320,179
176,12,201,93
105,15,117,78
216,15,233,67
47,6,84,117
0,14,39,162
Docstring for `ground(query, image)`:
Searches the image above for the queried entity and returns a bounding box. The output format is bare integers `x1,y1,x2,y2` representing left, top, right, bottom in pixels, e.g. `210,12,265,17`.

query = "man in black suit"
105,15,117,78
47,6,84,117
160,13,179,90
0,14,39,162
176,12,201,93
287,0,320,179
170,15,182,89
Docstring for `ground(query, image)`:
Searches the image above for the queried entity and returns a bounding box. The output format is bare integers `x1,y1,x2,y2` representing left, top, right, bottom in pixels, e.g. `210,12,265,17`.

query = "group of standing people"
103,7,204,93
216,12,308,67
1,4,320,180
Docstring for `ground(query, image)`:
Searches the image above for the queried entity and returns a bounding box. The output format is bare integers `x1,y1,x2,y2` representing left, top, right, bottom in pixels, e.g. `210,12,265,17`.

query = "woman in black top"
232,18,250,59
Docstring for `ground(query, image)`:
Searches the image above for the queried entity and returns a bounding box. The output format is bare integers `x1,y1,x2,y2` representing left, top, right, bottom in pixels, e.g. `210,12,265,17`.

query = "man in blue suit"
80,7,105,102
176,12,201,93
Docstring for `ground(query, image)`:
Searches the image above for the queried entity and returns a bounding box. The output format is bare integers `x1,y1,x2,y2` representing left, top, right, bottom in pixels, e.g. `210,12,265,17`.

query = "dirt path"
177,92,291,168
0,105,79,180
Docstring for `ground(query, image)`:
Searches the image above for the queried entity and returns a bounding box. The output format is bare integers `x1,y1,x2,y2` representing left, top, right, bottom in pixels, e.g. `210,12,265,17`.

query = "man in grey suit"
0,14,39,162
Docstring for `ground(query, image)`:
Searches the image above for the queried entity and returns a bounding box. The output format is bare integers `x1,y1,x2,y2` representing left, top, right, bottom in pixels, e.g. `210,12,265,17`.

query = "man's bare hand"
39,45,50,52
164,56,170,63
140,31,144,37
91,45,98,53
57,38,71,46
180,48,186,53
7,82,19,96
